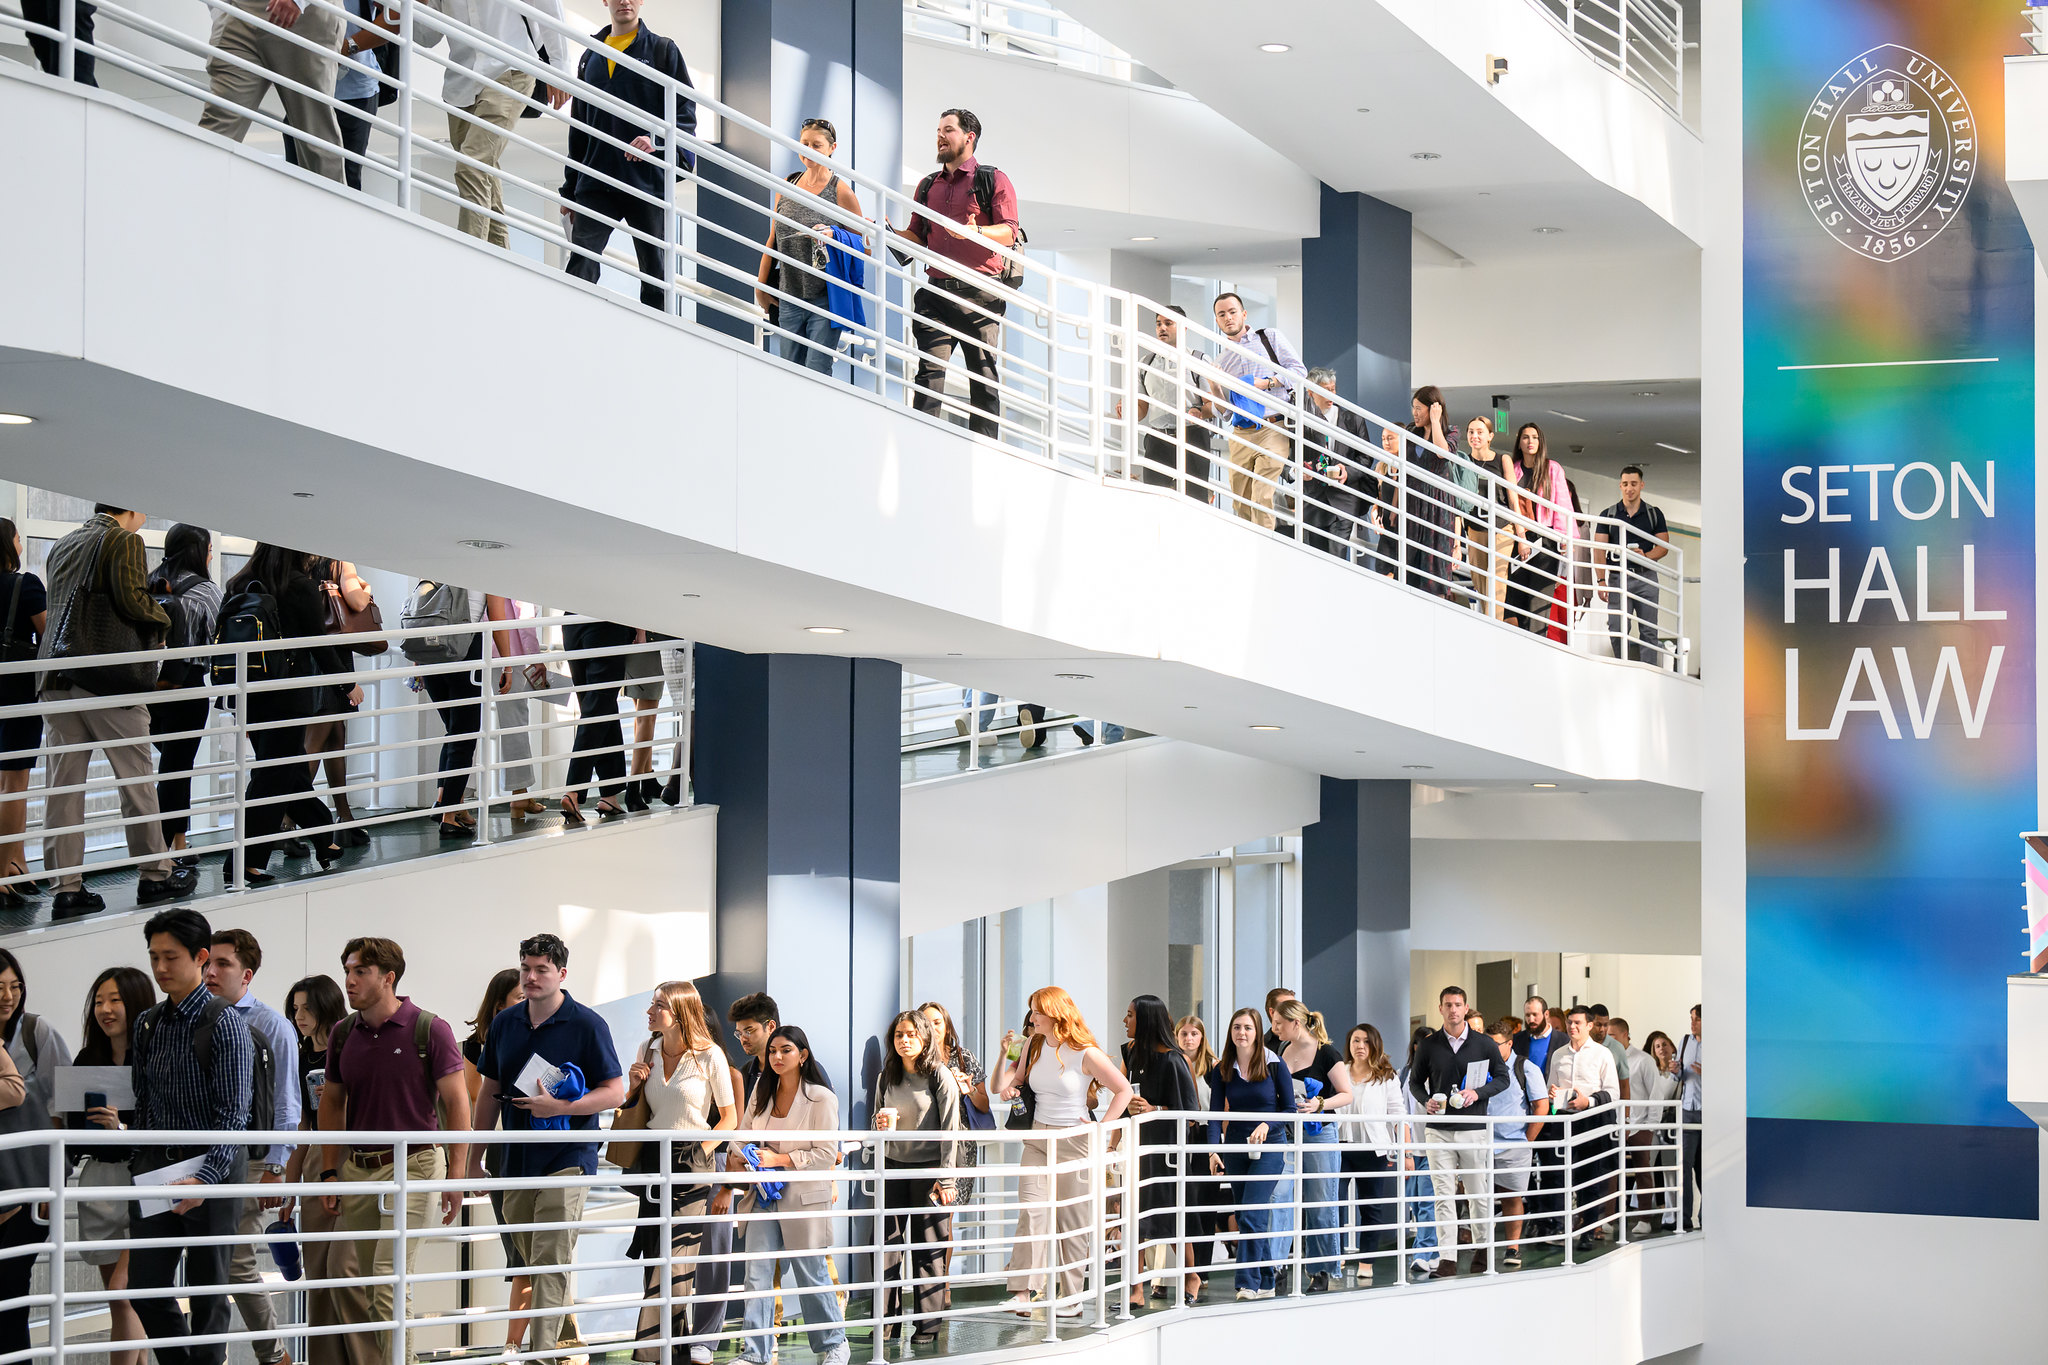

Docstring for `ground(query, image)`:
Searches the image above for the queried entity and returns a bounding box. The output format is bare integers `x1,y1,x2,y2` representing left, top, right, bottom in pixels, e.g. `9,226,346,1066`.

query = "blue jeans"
1299,1128,1341,1276
1404,1156,1440,1265
741,1216,844,1358
1222,1148,1283,1292
779,300,842,375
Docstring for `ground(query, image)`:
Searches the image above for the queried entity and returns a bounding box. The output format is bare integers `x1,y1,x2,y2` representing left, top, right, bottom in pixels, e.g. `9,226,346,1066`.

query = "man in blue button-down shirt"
205,929,300,1365
131,909,253,1365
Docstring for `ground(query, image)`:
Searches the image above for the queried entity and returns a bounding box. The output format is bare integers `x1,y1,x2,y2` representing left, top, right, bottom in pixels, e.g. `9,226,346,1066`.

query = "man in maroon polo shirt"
317,937,471,1363
893,107,1019,439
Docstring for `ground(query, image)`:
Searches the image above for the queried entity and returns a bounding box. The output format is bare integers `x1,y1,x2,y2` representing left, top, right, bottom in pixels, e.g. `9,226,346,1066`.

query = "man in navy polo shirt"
468,934,624,1356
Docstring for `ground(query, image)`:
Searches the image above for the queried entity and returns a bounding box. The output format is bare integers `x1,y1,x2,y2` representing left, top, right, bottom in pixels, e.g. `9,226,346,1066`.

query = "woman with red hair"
989,987,1133,1317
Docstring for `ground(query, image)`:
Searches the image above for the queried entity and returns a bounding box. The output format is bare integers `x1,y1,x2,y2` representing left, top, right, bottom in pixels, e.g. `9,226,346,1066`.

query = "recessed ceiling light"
1356,106,1372,113
1655,441,1693,454
457,538,507,550
1054,672,1093,680
1402,764,1434,771
1635,391,1661,397
291,491,315,499
681,592,700,598
1183,705,1198,709
1546,409,1587,423
1062,227,1076,234
1477,191,1491,197
1532,225,1565,234
804,626,848,635
1532,782,1558,789
1130,235,1156,242
1410,152,1442,160
1249,724,1283,731
945,652,963,657
1278,263,1299,270
1259,42,1290,53
1207,247,1219,253
0,414,32,426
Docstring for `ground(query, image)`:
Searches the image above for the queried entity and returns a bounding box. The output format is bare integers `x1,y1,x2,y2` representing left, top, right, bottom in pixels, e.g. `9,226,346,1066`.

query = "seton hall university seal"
1798,44,1976,263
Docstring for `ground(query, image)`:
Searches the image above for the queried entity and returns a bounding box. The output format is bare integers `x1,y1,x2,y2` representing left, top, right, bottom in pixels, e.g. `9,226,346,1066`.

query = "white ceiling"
1441,379,1702,507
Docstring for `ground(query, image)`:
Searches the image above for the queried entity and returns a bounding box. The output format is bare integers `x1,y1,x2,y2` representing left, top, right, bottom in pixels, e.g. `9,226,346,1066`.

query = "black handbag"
0,576,34,665
45,530,158,696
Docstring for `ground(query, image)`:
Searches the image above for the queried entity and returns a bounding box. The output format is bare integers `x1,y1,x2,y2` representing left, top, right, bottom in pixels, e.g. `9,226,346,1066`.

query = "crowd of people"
0,506,690,922
0,913,1705,1363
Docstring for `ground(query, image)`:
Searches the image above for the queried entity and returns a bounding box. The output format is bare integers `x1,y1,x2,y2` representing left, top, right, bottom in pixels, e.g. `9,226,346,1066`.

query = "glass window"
26,487,95,523
1166,866,1216,1030
1232,841,1284,1014
998,901,1054,1041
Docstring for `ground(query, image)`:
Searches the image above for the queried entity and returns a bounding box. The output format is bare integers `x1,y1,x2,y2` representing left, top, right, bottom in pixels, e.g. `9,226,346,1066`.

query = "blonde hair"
1175,1014,1217,1079
1274,997,1329,1045
651,979,716,1054
1028,986,1098,1052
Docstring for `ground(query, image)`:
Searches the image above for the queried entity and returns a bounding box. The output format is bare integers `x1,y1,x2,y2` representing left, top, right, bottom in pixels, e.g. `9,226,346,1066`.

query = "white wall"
8,809,718,1050
900,38,1319,239
900,738,1320,936
1414,252,1701,389
1411,839,1700,954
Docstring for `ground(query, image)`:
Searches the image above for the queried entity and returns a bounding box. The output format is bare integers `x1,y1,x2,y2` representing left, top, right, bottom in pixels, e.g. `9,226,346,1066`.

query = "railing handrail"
1527,0,1687,119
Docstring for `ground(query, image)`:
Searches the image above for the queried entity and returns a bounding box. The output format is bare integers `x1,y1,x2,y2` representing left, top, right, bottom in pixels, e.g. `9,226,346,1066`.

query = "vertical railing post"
1041,1133,1058,1344
868,1134,887,1365
663,81,678,316
231,652,249,891
397,0,416,213
475,624,494,845
660,1136,675,1364
392,1138,411,1365
46,1138,66,1365
57,0,76,81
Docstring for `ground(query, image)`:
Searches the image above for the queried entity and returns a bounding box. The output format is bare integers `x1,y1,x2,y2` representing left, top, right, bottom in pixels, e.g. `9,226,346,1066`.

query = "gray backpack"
398,580,472,664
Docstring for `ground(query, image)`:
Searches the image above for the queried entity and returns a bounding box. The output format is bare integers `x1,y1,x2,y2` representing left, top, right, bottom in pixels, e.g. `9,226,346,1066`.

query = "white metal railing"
0,0,1690,676
1529,0,1687,119
3,1100,1696,1364
902,675,1125,759
2029,2,2048,57
0,614,690,904
902,0,1176,91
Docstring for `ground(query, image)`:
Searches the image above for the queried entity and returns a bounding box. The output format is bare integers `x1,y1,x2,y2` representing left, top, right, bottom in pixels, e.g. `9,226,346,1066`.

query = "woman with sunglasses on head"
755,117,867,377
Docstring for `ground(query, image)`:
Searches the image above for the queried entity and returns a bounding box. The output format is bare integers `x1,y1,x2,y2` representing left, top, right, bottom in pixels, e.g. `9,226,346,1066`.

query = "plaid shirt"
133,985,253,1185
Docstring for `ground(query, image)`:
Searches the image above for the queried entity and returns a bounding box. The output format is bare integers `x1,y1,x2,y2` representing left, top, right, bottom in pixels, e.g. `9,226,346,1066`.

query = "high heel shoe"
560,795,586,826
315,843,344,869
624,785,649,814
338,825,371,848
661,775,682,806
595,799,626,821
222,852,275,887
0,886,25,911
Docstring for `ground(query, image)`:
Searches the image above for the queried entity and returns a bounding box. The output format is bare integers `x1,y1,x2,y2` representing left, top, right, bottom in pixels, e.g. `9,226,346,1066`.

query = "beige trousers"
339,1147,445,1363
40,686,170,892
1005,1127,1092,1302
1466,525,1516,620
1226,424,1290,530
448,69,537,246
502,1170,589,1351
197,0,344,181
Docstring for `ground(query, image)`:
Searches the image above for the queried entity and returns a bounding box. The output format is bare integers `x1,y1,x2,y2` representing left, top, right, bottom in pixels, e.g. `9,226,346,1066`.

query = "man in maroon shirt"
894,108,1019,439
318,937,471,1362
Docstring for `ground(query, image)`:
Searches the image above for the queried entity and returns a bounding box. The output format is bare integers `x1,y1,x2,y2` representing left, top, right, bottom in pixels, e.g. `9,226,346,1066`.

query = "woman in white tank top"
986,987,1133,1315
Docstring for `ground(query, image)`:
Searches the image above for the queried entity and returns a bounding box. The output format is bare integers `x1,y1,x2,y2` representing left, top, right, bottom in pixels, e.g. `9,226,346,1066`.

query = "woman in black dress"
1401,387,1460,597
0,521,46,909
224,546,343,882
1122,994,1199,1308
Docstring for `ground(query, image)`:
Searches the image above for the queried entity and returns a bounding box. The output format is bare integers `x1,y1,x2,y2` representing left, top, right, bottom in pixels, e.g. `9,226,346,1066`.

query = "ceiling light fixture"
1259,42,1290,53
1249,724,1283,732
1183,705,1199,709
1546,409,1587,423
681,592,701,599
804,626,848,635
1054,673,1093,680
457,538,507,550
1402,763,1434,771
1635,391,1661,397
291,491,316,499
0,414,35,426
1655,441,1693,454
1532,782,1558,789
1532,225,1565,234
946,652,963,657
1356,106,1372,113
1410,152,1442,160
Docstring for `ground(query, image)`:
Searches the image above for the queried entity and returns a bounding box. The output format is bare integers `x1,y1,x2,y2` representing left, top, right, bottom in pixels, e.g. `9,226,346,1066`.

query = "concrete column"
701,0,903,343
693,646,901,1119
1302,184,1412,416
1301,777,1410,1049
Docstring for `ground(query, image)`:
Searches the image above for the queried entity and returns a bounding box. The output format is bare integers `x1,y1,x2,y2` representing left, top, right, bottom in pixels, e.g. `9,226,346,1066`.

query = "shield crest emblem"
1845,112,1930,213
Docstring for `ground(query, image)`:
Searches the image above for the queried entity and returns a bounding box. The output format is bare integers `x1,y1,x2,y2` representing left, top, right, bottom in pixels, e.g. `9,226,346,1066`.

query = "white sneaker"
1256,1288,1277,1300
998,1293,1038,1318
1661,1213,1678,1228
1631,1221,1652,1237
689,1349,714,1365
821,1346,851,1365
1054,1303,1084,1319
1235,1289,1258,1302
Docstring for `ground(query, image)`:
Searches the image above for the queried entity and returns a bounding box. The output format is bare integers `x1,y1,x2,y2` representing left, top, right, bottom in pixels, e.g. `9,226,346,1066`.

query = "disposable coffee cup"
878,1107,899,1130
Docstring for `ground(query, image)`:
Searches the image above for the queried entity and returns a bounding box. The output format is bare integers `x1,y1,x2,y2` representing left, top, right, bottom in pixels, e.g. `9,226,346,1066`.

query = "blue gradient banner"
1744,2,2038,1217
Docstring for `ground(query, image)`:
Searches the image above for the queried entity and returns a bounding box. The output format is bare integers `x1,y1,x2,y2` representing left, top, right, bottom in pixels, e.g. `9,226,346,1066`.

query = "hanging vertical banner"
1745,4,2038,1218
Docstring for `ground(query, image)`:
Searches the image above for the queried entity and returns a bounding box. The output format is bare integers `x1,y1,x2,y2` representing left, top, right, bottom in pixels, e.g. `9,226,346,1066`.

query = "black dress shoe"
280,838,311,858
52,890,107,919
221,852,275,886
439,821,475,842
314,843,343,870
339,825,371,848
624,785,649,813
137,866,198,904
661,775,682,806
173,854,201,869
0,887,23,911
637,778,662,804
1073,723,1095,746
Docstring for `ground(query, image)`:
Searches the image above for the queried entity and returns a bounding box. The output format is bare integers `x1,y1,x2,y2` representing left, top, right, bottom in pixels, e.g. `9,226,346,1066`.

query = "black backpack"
137,996,275,1162
210,579,311,692
914,163,1026,288
152,572,212,689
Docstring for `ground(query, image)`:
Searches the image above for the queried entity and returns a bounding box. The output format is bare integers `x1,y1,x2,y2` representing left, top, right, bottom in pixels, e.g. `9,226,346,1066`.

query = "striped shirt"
134,985,253,1185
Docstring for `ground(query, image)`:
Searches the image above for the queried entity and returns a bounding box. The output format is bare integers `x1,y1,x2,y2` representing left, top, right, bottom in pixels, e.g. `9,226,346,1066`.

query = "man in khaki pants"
1203,292,1305,532
319,938,472,1363
468,934,625,1357
197,0,345,181
418,0,572,244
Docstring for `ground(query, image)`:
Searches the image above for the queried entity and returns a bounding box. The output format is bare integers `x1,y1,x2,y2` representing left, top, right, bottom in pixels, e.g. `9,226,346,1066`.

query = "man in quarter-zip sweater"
1408,986,1509,1277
